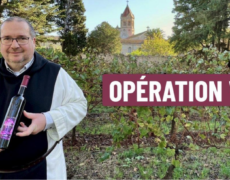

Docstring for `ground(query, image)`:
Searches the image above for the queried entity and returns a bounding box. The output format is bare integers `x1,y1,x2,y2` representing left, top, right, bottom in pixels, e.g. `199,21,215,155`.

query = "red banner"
103,74,230,106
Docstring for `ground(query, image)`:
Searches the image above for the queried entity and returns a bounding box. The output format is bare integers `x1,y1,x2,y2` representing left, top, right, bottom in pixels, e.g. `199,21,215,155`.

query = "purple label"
0,117,15,140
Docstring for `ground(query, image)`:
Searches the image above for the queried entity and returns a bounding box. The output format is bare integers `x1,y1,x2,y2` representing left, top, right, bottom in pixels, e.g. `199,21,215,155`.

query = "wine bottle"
0,75,30,149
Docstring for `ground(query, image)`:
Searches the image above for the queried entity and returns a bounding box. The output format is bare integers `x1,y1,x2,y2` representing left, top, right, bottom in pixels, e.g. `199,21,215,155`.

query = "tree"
0,0,61,45
131,29,175,56
170,0,230,53
0,0,4,16
146,28,164,39
0,0,9,21
205,0,229,51
87,22,122,54
54,0,87,56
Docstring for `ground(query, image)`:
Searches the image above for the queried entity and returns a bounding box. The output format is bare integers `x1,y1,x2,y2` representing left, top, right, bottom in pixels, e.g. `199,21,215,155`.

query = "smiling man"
0,19,35,71
0,17,87,179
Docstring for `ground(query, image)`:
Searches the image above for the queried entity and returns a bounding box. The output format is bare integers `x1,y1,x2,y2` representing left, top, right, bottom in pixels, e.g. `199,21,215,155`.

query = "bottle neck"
18,86,26,96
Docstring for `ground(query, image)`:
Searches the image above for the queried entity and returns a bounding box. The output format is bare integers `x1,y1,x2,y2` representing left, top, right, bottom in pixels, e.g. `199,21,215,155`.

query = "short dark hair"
0,17,36,38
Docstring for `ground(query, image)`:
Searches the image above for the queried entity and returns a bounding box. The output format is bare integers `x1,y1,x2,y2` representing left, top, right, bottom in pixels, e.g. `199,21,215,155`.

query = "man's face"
0,21,35,65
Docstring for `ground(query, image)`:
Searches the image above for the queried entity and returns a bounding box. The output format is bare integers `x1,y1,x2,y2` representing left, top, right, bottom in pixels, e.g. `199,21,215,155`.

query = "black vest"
0,52,60,168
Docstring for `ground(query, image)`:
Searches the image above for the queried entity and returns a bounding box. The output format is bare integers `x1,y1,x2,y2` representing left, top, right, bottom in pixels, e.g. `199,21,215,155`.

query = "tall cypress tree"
55,0,87,56
205,0,229,51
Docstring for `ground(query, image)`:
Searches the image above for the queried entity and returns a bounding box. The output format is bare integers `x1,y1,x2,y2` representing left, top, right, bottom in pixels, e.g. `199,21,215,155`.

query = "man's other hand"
16,111,46,137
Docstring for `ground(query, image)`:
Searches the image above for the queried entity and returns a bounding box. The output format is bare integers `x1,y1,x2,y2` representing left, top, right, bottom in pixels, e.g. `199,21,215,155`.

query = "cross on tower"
127,0,129,5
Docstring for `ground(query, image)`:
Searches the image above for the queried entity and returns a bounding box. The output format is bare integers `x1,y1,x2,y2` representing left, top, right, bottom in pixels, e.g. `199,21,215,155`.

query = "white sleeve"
43,112,54,130
46,68,87,141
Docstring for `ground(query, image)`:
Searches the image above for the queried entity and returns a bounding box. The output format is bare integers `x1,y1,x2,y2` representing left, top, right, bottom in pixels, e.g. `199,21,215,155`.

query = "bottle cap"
21,75,30,87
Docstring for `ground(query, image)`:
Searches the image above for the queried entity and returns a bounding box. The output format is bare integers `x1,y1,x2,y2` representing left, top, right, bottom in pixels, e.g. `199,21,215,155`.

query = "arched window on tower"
128,21,131,26
123,21,126,26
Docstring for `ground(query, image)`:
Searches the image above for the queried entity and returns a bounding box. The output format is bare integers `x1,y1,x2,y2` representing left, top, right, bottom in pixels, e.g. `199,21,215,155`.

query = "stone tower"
120,4,135,39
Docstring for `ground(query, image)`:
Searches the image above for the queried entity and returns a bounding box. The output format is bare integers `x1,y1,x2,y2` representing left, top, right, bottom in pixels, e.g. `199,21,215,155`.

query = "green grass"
90,104,116,113
75,116,114,135
119,144,145,159
114,167,124,179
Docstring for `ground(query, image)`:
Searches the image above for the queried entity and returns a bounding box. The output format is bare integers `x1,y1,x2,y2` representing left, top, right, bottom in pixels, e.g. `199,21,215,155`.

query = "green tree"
131,30,176,56
205,0,229,51
1,0,60,45
88,22,122,54
171,0,230,52
0,0,9,20
146,28,164,39
54,0,87,56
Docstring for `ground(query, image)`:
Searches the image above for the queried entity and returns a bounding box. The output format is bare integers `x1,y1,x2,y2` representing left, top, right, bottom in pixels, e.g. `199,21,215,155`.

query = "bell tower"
120,1,135,39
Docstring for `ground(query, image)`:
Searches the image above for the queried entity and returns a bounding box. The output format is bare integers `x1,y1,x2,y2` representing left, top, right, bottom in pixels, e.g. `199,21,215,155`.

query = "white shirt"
4,57,34,76
46,68,87,179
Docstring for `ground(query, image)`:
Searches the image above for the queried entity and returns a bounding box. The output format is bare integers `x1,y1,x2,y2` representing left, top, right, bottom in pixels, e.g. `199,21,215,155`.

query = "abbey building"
116,4,147,54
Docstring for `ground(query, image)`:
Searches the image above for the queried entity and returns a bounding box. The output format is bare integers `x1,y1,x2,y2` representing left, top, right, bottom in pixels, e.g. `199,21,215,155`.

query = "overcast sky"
83,0,175,38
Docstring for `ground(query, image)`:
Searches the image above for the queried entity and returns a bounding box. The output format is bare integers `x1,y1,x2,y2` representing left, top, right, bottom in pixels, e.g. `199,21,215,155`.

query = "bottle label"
0,117,15,140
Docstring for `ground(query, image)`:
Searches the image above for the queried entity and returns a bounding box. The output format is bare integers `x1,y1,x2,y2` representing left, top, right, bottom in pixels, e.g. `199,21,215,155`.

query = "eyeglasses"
0,37,30,45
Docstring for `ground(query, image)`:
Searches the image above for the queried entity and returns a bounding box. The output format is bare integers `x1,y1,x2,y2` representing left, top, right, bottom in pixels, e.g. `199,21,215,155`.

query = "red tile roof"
121,5,134,18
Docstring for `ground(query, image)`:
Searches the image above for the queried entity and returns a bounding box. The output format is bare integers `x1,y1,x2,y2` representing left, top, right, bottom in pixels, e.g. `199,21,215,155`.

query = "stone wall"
97,54,169,66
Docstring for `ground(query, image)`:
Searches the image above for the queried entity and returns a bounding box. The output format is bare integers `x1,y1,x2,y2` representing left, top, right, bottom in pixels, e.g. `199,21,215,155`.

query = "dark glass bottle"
0,75,30,149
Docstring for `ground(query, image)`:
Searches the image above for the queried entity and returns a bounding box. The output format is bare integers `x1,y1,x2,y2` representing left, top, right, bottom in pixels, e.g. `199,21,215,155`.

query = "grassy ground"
63,113,230,179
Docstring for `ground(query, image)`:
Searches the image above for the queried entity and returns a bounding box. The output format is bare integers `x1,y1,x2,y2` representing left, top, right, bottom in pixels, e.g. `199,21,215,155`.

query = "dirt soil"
63,113,229,179
63,131,227,179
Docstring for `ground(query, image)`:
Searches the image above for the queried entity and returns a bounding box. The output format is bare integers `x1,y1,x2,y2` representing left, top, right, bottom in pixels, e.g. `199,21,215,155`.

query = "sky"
83,0,175,38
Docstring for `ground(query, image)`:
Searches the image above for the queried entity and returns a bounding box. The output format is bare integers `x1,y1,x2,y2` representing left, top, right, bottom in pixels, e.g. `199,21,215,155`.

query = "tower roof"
121,5,134,18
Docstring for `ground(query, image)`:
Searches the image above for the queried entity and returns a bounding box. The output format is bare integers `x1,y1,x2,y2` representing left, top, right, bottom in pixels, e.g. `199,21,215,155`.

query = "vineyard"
28,48,230,178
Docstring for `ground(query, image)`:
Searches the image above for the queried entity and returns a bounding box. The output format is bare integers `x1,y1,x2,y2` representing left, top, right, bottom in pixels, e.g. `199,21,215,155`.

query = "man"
0,17,87,179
